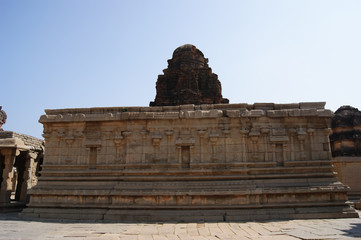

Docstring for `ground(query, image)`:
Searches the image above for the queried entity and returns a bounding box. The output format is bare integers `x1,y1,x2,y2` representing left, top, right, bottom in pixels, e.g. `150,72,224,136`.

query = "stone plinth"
21,102,358,221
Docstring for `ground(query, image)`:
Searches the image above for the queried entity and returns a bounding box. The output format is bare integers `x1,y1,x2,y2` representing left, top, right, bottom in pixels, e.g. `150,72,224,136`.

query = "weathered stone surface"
330,105,361,200
333,157,361,200
330,105,361,157
0,106,7,131
300,102,326,109
150,44,229,106
0,131,44,208
21,102,357,221
3,212,361,238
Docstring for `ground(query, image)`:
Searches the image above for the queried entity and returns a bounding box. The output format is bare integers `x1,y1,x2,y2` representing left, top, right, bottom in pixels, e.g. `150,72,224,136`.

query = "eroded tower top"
150,44,229,106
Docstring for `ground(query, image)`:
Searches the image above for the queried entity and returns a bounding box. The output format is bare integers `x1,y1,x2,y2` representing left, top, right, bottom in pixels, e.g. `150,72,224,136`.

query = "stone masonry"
150,44,229,106
0,107,44,209
330,105,361,202
21,102,357,221
21,45,357,221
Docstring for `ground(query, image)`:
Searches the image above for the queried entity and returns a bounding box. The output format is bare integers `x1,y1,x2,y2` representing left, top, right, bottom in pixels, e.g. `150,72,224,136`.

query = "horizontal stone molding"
40,102,332,123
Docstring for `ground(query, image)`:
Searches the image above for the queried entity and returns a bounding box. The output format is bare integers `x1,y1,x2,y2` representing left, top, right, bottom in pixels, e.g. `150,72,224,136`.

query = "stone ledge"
40,102,330,123
20,205,358,222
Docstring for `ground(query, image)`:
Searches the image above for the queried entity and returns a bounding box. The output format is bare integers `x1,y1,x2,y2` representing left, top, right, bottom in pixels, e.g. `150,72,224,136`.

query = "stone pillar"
26,152,37,188
18,152,35,203
0,148,16,206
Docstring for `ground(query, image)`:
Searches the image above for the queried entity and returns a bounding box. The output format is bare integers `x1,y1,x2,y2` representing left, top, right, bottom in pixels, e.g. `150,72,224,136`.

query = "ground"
0,211,360,240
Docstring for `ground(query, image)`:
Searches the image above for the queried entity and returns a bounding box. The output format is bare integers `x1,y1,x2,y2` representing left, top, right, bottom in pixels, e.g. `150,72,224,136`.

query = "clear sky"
1,0,361,139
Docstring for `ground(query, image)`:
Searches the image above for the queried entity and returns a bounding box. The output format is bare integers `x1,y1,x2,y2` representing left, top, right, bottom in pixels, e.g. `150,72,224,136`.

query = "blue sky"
1,0,361,139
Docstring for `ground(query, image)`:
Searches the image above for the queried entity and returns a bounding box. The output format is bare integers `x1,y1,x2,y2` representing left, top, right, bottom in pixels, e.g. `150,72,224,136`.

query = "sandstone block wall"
22,102,357,221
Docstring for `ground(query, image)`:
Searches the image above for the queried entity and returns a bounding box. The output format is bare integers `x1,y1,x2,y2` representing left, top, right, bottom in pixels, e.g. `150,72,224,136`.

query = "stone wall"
22,102,357,221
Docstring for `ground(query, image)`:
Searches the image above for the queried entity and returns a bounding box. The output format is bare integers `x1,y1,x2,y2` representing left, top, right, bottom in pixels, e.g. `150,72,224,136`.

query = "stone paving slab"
0,211,360,240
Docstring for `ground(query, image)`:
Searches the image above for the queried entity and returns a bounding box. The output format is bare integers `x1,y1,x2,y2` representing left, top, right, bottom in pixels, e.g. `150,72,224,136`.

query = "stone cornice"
39,102,332,123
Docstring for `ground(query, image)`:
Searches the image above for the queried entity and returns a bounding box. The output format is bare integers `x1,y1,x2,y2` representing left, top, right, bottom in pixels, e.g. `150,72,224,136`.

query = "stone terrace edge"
40,102,331,123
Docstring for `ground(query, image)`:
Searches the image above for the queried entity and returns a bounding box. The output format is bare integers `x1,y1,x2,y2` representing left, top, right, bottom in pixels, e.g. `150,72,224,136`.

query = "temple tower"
150,44,229,106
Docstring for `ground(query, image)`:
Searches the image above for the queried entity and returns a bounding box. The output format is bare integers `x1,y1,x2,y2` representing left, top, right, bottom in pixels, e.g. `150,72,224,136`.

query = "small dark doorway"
275,144,284,166
181,146,190,168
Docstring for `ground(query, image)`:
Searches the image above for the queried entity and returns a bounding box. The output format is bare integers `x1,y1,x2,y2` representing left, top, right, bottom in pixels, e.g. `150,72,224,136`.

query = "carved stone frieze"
26,102,356,220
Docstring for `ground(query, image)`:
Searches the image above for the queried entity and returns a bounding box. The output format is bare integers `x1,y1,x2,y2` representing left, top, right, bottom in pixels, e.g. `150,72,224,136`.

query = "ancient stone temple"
22,45,357,221
330,105,361,201
0,107,44,210
150,44,229,106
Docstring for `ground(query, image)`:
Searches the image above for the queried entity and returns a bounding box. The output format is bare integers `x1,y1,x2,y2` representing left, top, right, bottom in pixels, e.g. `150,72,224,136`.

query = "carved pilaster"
151,130,162,162
56,129,65,164
240,129,249,162
74,129,84,164
113,128,124,163
197,129,207,163
288,128,297,161
297,128,307,160
249,128,260,161
261,128,270,161
177,146,182,167
140,130,148,164
165,130,173,163
307,128,315,160
209,130,219,161
222,129,231,163
64,130,75,164
122,131,132,164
